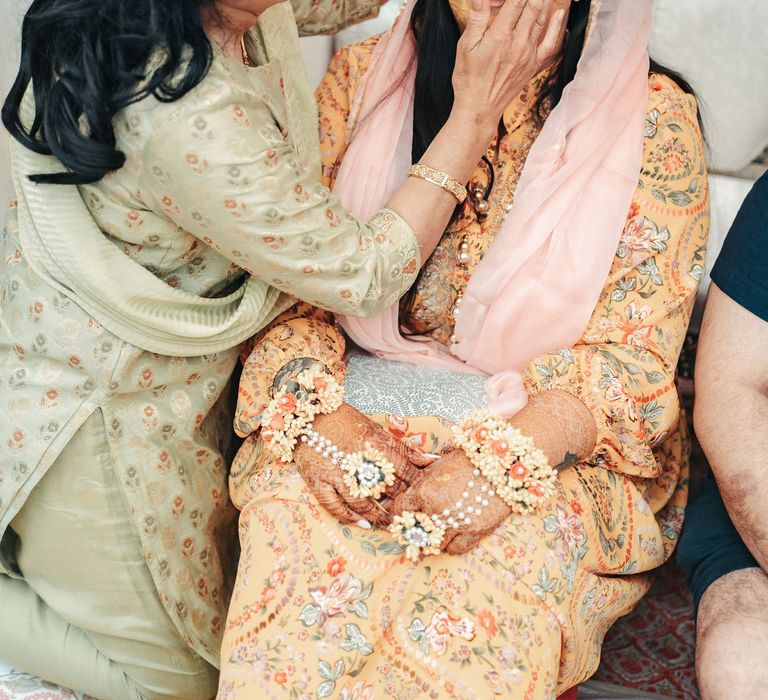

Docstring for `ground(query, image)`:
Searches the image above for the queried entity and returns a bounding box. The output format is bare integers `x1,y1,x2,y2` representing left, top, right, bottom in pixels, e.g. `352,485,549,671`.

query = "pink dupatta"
335,0,652,416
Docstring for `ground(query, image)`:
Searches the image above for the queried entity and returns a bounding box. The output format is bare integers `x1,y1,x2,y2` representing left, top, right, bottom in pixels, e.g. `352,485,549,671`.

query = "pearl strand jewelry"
301,425,395,500
389,469,500,562
301,424,342,462
429,468,493,532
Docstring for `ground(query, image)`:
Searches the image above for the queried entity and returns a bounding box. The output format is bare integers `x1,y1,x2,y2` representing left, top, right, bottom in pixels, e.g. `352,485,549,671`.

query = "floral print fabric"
1,198,240,666
0,0,413,669
222,40,709,698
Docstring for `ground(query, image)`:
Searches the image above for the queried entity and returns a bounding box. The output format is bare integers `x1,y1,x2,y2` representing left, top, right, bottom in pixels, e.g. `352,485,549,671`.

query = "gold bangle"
408,163,467,204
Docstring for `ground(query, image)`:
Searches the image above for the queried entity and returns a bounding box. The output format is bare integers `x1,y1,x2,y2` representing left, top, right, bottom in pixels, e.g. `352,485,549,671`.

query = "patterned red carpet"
592,562,699,699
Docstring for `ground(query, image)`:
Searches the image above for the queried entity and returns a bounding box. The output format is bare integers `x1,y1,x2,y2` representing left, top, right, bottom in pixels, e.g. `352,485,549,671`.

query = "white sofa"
0,1,766,698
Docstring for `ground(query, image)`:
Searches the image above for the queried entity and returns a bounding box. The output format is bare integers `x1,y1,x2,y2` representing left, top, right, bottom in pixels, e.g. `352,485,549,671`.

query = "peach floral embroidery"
338,681,376,700
620,302,658,351
408,610,475,656
477,610,499,639
273,670,288,685
618,215,670,259
300,573,372,627
326,557,347,577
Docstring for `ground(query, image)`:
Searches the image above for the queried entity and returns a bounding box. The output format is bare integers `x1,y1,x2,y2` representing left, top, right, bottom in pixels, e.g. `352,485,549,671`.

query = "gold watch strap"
408,164,467,204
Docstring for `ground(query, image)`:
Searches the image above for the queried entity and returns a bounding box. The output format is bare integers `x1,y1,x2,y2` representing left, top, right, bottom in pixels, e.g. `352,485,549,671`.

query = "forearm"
696,383,768,571
386,111,495,264
142,92,424,318
694,284,768,570
508,389,598,470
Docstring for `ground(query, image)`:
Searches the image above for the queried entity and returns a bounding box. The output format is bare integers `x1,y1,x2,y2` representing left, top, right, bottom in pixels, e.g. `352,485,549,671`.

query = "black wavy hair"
410,0,700,163
2,0,217,185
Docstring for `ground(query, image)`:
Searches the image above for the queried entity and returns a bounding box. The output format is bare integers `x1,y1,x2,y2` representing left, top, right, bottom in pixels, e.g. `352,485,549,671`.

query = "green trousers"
0,412,219,700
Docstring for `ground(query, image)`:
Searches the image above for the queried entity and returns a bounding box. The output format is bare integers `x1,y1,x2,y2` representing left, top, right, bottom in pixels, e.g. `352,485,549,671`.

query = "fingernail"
356,518,372,529
471,0,483,10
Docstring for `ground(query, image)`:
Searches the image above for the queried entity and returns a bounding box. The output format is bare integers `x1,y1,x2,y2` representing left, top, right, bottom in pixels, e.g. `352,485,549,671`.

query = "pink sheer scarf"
334,0,652,416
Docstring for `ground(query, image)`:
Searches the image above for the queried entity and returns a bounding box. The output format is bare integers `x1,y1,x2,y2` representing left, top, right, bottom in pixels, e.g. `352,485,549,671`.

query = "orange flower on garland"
276,392,297,414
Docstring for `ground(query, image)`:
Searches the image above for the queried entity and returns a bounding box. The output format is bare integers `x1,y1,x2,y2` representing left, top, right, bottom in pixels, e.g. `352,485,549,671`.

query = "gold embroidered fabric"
404,71,549,344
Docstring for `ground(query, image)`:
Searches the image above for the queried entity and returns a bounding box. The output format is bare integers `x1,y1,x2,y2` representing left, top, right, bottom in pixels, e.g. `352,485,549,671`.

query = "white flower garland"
260,369,343,463
452,410,557,514
341,445,396,500
389,511,444,561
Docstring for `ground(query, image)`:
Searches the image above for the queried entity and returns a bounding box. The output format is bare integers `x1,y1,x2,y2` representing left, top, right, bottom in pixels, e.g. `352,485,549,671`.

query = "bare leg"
696,567,768,700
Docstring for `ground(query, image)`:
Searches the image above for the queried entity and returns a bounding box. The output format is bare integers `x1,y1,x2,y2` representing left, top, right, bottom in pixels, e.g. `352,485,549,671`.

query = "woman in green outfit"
0,0,565,696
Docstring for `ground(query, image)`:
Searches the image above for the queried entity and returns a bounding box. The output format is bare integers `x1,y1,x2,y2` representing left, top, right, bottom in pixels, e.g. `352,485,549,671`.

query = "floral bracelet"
389,410,557,561
452,410,557,515
260,368,343,463
262,368,397,501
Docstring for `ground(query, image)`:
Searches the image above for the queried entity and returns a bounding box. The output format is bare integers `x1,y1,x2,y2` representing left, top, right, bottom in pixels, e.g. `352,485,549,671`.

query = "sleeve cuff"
296,0,380,35
711,264,768,324
523,349,673,478
368,208,420,307
235,310,346,437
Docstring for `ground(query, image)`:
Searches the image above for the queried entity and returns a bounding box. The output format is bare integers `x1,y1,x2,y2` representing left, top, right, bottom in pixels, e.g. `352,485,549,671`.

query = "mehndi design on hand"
390,410,557,560
294,404,434,528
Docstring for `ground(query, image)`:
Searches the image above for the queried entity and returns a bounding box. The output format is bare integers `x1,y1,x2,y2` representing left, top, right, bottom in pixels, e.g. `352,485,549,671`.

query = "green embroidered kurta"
0,0,419,666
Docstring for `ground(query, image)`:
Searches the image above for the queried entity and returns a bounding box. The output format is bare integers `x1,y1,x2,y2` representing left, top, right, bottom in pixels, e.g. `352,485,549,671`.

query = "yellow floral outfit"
220,38,709,700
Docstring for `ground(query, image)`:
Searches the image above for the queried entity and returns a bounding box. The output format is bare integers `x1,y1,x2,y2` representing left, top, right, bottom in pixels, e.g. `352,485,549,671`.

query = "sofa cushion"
0,662,94,700
650,0,768,173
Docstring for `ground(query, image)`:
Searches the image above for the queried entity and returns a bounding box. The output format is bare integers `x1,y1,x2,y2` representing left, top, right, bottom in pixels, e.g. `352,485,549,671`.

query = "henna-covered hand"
389,389,596,556
294,403,433,528
510,389,597,471
390,450,512,556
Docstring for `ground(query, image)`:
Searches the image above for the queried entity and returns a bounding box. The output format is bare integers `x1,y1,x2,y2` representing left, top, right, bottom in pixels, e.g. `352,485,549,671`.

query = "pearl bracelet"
389,467,495,561
429,467,493,531
301,425,396,501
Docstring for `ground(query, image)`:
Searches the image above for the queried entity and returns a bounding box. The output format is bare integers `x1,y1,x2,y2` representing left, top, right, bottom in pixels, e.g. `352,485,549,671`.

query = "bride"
220,0,708,696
